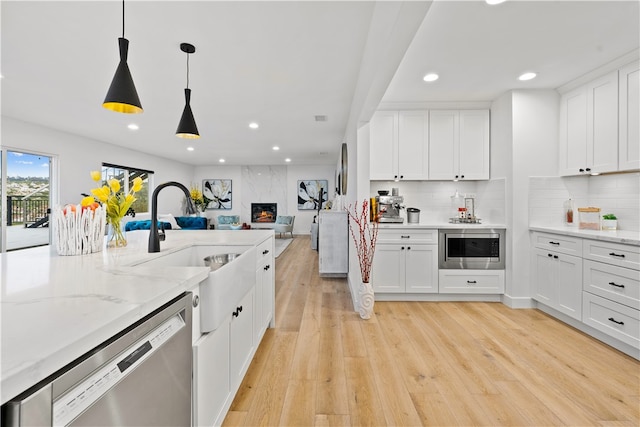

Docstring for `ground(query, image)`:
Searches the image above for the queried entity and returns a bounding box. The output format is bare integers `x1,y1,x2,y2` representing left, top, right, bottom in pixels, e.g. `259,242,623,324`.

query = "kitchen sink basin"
133,245,256,332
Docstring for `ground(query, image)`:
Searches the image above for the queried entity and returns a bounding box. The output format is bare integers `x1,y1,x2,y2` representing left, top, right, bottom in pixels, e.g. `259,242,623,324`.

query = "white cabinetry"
370,229,438,294
254,238,274,342
619,61,640,170
582,240,640,350
318,211,348,276
531,246,583,320
439,270,505,294
230,289,255,391
369,111,429,181
530,230,640,357
559,70,620,175
428,110,490,180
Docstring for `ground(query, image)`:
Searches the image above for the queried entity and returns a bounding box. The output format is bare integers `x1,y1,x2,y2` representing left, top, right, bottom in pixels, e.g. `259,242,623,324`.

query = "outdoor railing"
7,196,49,226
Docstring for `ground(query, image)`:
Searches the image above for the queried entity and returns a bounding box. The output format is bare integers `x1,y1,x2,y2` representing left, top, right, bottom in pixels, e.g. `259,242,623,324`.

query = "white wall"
2,117,194,215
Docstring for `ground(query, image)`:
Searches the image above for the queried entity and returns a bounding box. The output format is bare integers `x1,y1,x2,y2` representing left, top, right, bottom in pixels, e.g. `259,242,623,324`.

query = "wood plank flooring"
223,236,640,426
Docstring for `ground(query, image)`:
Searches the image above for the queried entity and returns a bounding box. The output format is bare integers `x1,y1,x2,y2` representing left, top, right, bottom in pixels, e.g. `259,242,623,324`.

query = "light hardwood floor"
223,236,640,426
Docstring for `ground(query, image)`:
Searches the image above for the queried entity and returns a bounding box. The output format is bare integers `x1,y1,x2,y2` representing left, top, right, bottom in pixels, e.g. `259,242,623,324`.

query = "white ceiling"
2,1,639,167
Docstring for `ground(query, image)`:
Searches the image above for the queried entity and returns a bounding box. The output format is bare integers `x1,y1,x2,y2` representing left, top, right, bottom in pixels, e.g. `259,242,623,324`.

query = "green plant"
602,213,617,220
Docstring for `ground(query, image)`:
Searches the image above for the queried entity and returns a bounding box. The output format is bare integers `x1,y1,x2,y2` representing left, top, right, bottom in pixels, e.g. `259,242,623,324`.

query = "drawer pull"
553,255,558,259
548,241,560,245
467,280,477,284
608,317,624,326
608,252,625,258
401,235,410,239
608,281,625,288
263,249,270,255
548,253,553,257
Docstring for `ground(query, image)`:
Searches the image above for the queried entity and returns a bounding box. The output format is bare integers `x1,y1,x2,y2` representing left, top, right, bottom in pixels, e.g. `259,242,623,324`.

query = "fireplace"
251,203,277,223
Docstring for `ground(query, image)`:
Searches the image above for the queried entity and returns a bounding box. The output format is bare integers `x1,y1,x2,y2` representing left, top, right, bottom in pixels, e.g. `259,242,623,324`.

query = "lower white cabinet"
254,238,274,341
193,318,231,427
583,292,640,349
371,229,438,294
531,246,583,320
371,244,438,293
230,289,255,391
439,270,505,294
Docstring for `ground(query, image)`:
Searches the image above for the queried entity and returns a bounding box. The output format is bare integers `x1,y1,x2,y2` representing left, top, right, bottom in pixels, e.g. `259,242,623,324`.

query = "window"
101,163,152,214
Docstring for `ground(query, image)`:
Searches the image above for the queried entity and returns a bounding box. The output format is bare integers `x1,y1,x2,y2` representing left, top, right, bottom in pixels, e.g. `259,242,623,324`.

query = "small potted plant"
602,213,618,231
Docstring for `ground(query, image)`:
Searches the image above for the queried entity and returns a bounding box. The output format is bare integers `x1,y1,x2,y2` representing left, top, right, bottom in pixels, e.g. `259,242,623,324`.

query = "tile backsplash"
370,178,506,224
529,172,640,231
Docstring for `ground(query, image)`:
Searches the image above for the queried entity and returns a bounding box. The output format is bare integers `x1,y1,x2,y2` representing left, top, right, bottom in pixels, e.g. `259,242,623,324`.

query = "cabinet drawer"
583,239,640,270
583,260,640,310
378,229,437,244
256,238,273,264
532,232,582,256
582,292,640,349
438,270,504,294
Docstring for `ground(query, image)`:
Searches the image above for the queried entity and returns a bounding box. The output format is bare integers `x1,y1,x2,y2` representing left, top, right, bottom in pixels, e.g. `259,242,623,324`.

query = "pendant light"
176,43,200,139
103,0,143,114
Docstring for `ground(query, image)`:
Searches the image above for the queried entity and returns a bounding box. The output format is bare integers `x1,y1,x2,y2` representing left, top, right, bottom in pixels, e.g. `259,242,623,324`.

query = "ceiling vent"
314,115,328,122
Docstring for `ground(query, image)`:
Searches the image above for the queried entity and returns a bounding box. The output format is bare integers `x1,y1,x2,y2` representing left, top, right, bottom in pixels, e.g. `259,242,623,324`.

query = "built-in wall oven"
439,228,505,269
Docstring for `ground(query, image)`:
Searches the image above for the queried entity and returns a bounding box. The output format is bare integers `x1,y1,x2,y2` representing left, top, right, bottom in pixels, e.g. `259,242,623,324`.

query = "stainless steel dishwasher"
2,292,192,426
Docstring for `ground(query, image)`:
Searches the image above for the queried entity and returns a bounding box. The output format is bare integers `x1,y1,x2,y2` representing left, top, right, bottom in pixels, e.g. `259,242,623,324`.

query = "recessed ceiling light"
423,73,439,82
186,146,194,151
518,72,537,81
127,123,139,130
486,0,507,5
249,122,259,129
219,158,225,163
285,158,291,163
272,146,280,151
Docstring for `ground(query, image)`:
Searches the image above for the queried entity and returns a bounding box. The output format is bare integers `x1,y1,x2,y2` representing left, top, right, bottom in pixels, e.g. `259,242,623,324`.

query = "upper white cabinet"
619,61,640,170
370,111,429,181
559,68,632,176
428,110,490,180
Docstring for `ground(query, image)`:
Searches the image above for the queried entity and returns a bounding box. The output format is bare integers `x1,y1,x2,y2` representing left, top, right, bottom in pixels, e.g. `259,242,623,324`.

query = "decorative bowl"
230,223,242,230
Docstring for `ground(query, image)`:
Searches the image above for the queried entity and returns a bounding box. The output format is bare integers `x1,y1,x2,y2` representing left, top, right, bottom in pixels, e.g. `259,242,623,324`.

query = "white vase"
358,280,375,320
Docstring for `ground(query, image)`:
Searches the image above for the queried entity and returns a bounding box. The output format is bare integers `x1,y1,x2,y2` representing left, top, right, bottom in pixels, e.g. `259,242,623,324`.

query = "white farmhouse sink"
133,245,256,332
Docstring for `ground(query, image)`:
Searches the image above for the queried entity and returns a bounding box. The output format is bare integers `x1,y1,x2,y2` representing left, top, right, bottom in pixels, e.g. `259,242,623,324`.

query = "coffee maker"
376,195,404,223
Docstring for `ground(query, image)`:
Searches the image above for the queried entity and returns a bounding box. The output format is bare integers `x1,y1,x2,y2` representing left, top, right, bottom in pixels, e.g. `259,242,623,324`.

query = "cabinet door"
371,245,405,293
193,318,230,427
531,247,556,305
405,245,438,293
588,70,619,174
255,258,274,340
230,289,255,390
370,111,398,180
458,110,490,180
555,253,583,320
428,110,458,180
559,87,588,176
398,111,429,180
619,61,640,170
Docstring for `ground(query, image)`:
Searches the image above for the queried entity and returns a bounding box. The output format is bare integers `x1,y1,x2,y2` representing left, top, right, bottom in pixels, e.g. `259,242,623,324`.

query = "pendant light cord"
186,53,190,89
121,0,125,38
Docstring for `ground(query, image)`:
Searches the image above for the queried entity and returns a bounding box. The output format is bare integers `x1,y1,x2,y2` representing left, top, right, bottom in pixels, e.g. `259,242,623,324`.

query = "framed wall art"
202,179,232,209
298,179,328,210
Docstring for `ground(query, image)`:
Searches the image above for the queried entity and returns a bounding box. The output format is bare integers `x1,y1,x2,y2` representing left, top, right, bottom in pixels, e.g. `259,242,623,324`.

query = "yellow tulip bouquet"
84,171,143,247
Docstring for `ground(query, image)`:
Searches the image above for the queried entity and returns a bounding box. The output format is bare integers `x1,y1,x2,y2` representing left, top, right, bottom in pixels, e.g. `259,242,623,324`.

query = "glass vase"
107,220,127,248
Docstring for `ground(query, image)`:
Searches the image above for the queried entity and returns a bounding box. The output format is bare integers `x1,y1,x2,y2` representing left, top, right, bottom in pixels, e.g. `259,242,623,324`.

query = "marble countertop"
0,229,273,405
529,225,640,246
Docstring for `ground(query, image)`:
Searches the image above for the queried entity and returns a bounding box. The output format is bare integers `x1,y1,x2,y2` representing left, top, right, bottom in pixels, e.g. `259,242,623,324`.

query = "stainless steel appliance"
376,195,404,223
2,293,192,426
439,229,505,269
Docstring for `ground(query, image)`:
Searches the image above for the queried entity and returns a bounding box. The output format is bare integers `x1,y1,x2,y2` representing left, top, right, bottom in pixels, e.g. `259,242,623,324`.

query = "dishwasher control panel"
53,314,185,426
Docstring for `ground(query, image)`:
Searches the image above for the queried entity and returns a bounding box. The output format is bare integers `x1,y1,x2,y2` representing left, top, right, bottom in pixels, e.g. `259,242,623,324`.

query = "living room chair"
273,215,295,238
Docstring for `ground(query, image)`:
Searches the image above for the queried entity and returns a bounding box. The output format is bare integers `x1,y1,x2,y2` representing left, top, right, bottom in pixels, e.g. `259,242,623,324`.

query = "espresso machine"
375,195,405,223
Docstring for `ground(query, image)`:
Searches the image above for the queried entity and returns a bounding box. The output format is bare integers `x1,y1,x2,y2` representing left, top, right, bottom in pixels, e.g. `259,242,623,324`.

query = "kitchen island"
0,229,274,406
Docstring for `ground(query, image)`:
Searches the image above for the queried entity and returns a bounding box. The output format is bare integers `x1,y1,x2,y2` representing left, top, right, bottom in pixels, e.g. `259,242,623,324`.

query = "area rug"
274,238,293,258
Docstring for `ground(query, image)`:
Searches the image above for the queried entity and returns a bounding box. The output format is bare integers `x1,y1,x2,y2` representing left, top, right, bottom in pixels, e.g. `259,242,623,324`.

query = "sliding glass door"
1,150,52,251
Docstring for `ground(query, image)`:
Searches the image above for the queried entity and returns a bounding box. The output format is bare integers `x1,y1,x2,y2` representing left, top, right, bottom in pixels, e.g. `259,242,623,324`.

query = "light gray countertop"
529,225,640,246
376,222,507,229
0,229,273,405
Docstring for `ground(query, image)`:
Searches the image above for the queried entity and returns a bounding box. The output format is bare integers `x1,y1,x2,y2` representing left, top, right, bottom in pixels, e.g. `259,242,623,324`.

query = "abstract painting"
203,179,232,209
297,179,328,210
